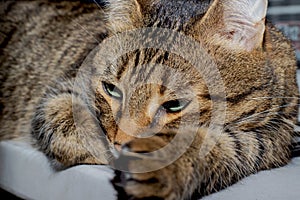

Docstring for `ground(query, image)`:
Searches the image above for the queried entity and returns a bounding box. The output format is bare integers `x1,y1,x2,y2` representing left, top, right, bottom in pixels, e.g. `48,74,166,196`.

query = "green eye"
102,82,123,100
161,99,190,113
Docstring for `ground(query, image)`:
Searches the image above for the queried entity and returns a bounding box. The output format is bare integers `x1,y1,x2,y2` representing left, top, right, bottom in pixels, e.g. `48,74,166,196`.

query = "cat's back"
0,1,107,140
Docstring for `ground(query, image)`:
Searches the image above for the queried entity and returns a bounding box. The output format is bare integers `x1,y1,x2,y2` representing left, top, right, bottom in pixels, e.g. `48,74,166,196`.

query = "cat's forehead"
100,49,199,84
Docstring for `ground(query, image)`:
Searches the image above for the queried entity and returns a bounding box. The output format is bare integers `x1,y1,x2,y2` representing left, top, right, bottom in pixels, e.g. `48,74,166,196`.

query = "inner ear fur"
195,0,268,52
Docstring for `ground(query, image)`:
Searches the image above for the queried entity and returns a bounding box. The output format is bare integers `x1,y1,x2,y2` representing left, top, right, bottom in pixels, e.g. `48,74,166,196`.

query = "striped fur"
0,1,108,140
0,0,299,199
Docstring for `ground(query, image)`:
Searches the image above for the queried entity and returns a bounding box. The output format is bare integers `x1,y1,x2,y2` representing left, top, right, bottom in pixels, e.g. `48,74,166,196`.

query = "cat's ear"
199,0,268,52
106,0,151,33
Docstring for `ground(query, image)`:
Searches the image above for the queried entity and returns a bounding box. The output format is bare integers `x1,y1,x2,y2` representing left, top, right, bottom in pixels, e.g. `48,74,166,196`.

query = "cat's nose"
114,143,122,151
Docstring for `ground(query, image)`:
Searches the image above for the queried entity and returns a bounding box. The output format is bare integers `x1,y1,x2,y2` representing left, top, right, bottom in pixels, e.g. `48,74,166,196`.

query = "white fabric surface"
202,157,300,200
0,141,116,200
0,140,299,200
0,71,299,200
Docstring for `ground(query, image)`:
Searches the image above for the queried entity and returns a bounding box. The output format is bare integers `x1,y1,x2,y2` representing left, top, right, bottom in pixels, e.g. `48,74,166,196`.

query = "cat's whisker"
246,96,300,100
229,103,300,126
72,20,101,44
92,0,106,13
92,0,125,50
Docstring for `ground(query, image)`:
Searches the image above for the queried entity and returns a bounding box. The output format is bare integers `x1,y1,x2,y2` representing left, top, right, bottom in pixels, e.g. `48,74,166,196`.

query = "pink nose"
114,143,122,152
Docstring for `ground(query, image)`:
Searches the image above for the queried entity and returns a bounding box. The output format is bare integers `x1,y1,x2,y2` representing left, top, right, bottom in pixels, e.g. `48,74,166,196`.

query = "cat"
0,0,299,200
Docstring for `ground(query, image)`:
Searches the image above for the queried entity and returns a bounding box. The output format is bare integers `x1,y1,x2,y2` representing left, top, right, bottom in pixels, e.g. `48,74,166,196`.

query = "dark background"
268,0,300,67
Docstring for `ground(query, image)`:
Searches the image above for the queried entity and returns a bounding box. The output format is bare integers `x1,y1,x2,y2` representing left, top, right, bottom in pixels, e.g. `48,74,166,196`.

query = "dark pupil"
106,83,115,92
103,82,122,99
162,100,181,112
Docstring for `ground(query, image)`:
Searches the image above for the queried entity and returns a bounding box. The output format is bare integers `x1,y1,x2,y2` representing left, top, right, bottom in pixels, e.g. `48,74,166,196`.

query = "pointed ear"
106,0,151,33
200,0,268,52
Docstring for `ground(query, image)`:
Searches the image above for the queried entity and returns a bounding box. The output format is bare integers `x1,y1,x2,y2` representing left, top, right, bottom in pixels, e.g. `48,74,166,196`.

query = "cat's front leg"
31,79,112,169
112,124,292,199
112,134,202,200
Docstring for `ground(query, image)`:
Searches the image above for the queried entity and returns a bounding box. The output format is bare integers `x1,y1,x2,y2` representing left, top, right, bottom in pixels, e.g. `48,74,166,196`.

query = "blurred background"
268,0,300,67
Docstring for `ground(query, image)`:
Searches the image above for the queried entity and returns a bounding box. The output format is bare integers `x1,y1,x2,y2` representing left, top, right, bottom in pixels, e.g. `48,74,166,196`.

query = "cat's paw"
111,137,179,200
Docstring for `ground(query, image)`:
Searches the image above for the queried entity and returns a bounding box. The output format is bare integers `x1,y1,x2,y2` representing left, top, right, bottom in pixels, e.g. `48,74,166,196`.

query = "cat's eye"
161,99,190,113
102,82,123,100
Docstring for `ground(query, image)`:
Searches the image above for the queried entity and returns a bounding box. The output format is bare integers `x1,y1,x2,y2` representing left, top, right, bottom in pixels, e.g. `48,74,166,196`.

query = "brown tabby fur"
0,0,299,199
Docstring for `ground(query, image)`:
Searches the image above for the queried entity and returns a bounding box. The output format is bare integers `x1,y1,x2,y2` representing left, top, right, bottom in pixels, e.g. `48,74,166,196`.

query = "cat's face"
92,49,212,147
83,0,273,148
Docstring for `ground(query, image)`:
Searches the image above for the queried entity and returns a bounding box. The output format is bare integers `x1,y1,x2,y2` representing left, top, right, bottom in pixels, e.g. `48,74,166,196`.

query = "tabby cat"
0,0,299,200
